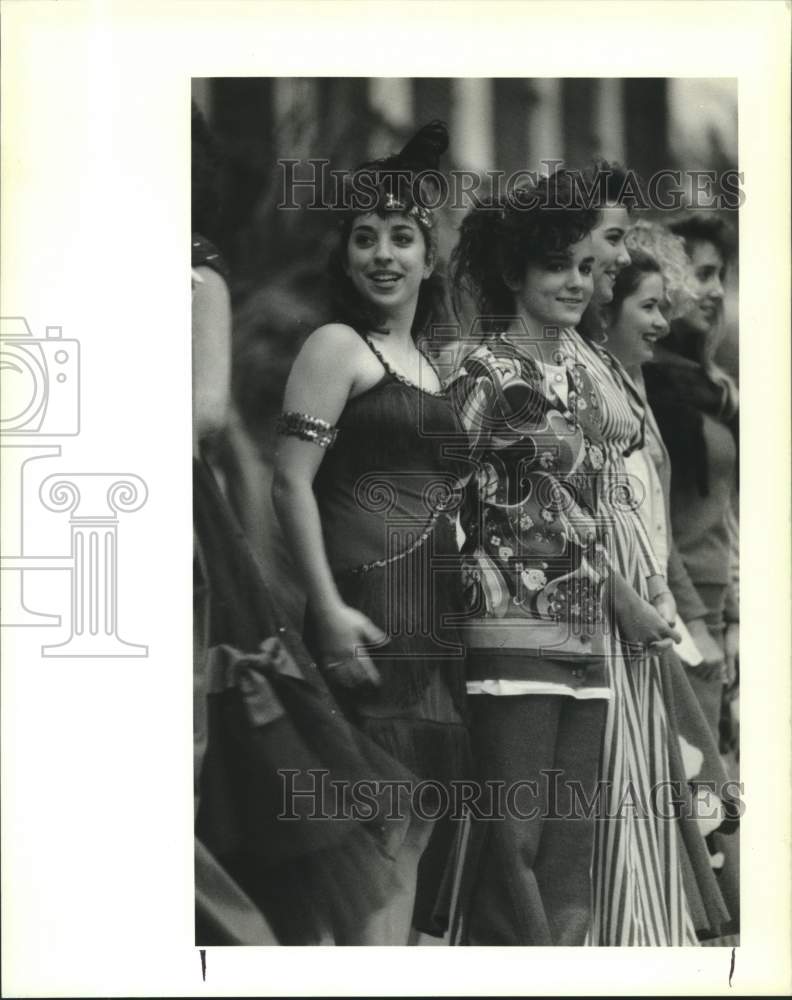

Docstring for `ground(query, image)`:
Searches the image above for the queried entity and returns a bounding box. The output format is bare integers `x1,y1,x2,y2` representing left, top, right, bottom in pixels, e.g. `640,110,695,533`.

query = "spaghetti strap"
363,336,446,397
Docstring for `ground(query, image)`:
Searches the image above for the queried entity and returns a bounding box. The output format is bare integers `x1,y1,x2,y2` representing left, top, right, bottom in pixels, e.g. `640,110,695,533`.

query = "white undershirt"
466,679,611,699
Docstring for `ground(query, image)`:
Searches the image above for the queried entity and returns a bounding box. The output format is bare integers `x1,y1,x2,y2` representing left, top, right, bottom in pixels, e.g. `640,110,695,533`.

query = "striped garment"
571,334,698,946
453,327,698,945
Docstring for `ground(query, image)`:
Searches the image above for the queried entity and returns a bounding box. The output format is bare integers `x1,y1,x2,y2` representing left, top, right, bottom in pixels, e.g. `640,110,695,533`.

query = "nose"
616,245,631,268
567,269,584,290
653,312,669,334
710,276,725,300
373,236,393,263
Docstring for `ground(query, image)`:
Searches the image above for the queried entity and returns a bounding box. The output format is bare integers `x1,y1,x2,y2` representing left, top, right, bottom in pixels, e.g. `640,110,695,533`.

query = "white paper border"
2,1,790,995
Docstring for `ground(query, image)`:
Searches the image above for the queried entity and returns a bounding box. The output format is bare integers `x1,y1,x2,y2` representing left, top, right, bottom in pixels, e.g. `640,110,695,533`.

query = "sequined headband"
381,192,434,230
338,184,434,229
340,190,433,231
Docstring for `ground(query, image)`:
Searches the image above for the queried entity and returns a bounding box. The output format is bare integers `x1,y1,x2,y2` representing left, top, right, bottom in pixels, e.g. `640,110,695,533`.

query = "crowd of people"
192,107,739,947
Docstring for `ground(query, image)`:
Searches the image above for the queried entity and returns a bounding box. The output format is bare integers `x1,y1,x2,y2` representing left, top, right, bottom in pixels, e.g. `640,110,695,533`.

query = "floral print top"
450,326,661,690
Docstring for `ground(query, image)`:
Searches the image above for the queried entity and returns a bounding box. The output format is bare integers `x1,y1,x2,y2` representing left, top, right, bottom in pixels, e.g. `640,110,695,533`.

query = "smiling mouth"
368,271,403,287
557,297,583,305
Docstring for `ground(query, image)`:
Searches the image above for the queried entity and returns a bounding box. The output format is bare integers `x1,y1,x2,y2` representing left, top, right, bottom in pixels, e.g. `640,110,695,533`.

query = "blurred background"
192,77,738,619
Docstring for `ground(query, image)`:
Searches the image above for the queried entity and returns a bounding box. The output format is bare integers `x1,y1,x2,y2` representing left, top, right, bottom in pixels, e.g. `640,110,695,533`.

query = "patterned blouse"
450,326,662,697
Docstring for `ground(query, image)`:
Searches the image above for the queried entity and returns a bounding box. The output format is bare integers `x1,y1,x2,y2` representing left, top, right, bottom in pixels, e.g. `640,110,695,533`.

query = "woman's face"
515,234,596,329
607,272,669,368
344,212,431,313
680,239,725,335
590,203,632,305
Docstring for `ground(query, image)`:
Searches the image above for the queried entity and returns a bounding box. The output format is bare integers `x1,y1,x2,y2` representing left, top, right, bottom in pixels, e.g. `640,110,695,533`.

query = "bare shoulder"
293,324,373,387
192,265,230,301
299,323,367,361
285,323,372,406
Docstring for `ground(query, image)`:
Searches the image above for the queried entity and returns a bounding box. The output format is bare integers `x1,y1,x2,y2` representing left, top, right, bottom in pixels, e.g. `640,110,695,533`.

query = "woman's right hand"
686,617,727,682
317,604,386,689
612,575,681,655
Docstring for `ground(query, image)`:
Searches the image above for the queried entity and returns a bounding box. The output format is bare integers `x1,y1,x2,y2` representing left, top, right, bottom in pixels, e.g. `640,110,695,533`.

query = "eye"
392,232,415,246
606,233,623,246
352,232,375,248
580,263,593,276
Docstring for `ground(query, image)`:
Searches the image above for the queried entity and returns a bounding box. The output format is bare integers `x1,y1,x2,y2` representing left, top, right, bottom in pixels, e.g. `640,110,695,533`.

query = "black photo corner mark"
729,946,736,987
200,948,206,982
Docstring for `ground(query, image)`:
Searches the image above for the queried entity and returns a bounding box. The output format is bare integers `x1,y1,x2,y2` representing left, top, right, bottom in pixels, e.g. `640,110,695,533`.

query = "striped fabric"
453,329,700,945
575,334,698,946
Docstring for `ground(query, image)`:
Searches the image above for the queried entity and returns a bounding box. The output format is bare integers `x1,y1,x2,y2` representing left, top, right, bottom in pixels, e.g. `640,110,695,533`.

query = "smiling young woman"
606,264,669,367
191,102,424,949
446,166,735,946
643,214,739,732
574,223,737,945
576,160,635,343
446,169,686,946
642,214,741,940
509,237,597,330
272,122,470,945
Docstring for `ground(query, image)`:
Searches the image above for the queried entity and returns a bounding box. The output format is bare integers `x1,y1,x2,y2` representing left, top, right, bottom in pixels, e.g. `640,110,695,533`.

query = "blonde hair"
625,220,698,320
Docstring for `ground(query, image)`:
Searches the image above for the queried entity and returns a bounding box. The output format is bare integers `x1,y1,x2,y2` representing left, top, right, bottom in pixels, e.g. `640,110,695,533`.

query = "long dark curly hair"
450,169,600,336
326,121,451,341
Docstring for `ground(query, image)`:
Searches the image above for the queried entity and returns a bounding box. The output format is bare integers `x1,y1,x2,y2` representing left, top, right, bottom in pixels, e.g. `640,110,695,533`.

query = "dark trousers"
689,582,740,937
464,694,607,946
686,583,730,739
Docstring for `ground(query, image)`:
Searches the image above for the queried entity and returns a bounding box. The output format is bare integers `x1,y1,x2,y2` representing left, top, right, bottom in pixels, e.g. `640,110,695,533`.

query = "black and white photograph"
192,75,742,948
3,2,790,996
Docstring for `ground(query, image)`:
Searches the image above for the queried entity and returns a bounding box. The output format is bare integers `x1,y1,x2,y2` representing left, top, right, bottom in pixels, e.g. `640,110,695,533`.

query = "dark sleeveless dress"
193,237,418,945
306,338,472,934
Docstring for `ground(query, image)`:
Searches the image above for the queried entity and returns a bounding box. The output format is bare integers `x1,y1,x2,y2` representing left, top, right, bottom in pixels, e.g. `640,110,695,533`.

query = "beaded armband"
277,411,338,449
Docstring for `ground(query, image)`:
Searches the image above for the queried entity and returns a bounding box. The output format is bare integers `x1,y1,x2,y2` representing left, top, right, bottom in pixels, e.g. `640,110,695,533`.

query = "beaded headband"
382,192,434,230
338,186,435,233
338,121,448,234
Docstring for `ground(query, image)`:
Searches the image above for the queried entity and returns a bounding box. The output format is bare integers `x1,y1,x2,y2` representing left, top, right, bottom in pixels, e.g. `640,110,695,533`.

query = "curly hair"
601,247,662,324
578,158,645,211
668,212,736,264
326,122,450,340
449,170,600,335
621,220,698,320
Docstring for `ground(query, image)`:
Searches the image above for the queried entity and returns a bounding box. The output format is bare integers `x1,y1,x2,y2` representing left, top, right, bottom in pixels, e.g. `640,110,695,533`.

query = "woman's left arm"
192,265,232,453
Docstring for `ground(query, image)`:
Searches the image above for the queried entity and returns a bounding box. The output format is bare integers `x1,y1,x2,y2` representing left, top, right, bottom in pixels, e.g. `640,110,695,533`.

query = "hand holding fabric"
317,604,385,689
